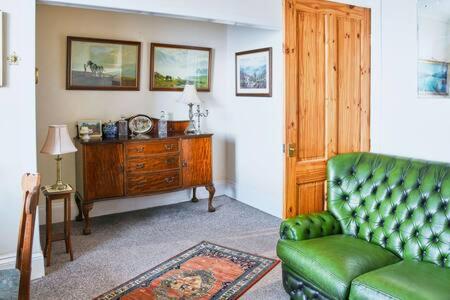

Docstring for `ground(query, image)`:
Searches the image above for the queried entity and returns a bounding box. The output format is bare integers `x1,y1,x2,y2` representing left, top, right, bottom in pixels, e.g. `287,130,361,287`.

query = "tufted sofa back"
327,152,449,267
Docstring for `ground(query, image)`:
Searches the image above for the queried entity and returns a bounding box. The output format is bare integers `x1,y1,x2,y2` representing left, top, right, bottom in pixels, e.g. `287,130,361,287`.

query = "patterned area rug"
94,241,279,300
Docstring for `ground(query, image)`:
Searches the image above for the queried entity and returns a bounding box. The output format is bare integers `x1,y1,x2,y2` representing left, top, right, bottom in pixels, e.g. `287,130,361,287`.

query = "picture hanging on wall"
235,47,272,97
150,43,212,92
417,1,450,97
66,36,141,90
417,60,449,97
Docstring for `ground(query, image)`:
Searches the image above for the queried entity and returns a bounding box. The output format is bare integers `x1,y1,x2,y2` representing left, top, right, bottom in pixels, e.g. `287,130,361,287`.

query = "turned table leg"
82,203,93,235
75,194,83,222
191,187,199,202
64,195,74,261
206,184,216,212
44,196,52,267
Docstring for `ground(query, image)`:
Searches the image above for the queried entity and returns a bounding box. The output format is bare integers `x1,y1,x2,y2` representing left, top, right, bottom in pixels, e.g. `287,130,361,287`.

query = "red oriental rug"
94,241,279,300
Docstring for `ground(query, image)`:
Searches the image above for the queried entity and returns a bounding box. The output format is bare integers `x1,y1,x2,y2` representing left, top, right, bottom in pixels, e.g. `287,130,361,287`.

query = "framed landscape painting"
236,47,272,97
77,120,102,138
150,43,212,92
418,60,449,97
67,36,141,90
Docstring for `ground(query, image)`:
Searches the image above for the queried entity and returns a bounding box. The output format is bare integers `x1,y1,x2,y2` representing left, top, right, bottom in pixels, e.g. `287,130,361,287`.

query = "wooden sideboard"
74,129,215,235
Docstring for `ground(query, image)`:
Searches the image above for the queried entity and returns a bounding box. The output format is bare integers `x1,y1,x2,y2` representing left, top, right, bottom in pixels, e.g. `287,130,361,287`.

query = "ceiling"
418,0,450,22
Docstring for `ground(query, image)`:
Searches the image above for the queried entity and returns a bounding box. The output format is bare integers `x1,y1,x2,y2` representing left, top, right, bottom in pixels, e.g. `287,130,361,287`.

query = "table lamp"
40,125,77,191
178,84,202,134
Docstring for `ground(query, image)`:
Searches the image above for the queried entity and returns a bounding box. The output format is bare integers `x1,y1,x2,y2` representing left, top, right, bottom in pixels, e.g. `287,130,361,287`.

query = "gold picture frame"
77,120,102,138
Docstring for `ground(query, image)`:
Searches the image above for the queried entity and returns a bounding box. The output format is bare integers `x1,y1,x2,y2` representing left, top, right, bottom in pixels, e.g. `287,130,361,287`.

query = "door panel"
297,11,326,162
284,0,371,218
337,16,362,153
297,181,325,213
85,143,124,200
181,137,212,187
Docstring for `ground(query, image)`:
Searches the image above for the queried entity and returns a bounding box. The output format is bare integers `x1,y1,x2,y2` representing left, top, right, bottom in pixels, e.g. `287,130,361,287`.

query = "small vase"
103,121,118,138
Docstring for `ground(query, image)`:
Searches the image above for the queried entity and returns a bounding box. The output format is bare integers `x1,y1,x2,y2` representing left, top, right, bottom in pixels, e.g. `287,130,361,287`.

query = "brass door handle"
136,147,144,153
182,160,188,167
288,144,296,157
164,144,174,150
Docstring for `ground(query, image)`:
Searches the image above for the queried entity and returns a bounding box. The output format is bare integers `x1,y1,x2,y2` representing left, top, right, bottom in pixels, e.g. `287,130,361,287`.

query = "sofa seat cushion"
277,235,400,299
350,260,450,300
0,268,19,300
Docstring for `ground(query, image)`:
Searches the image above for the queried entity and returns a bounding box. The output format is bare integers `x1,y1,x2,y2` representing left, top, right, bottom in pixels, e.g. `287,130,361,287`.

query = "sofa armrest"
279,211,341,241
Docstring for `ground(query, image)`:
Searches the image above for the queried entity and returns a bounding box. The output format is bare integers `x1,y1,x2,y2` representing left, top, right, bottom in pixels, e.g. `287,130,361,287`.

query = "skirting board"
39,180,232,224
0,252,45,280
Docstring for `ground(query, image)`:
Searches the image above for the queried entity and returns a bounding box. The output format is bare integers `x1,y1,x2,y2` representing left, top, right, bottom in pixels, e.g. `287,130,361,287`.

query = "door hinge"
283,44,292,55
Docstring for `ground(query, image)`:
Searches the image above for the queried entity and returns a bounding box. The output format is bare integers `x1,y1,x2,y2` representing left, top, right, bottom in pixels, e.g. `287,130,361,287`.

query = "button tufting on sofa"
278,153,450,299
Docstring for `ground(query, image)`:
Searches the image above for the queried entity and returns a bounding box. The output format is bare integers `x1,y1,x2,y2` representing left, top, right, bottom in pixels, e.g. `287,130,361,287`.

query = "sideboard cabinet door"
181,137,212,187
85,143,124,200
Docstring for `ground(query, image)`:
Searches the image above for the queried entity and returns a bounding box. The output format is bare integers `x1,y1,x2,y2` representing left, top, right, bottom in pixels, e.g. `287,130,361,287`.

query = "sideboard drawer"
127,154,180,173
126,140,179,157
127,171,180,195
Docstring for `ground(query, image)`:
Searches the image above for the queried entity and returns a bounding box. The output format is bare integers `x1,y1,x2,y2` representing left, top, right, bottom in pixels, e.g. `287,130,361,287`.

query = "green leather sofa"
277,152,450,300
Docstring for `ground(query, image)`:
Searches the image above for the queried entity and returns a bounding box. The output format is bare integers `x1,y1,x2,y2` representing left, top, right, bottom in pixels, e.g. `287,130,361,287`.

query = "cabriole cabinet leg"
206,184,216,212
191,187,199,202
82,203,93,235
75,194,83,222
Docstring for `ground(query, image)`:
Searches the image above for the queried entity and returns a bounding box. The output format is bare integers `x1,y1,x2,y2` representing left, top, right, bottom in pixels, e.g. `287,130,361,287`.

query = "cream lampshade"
179,84,202,105
178,84,203,134
41,125,77,191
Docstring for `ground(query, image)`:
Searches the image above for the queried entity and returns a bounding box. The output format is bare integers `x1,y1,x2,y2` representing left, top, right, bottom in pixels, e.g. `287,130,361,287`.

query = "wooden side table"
42,185,74,267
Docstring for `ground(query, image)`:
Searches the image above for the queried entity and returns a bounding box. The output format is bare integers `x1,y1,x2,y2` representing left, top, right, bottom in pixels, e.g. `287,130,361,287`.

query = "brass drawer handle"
136,163,145,169
136,147,145,153
164,144,175,150
165,177,175,183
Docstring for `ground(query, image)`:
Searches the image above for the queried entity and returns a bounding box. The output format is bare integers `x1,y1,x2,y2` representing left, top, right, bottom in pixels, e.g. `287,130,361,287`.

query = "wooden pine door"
284,0,371,218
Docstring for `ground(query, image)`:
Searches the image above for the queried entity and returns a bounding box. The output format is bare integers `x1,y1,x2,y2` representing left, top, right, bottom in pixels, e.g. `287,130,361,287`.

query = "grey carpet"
32,196,289,300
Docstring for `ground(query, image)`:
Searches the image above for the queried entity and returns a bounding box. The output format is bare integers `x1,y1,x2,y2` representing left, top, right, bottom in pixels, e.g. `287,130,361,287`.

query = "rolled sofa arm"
279,211,342,241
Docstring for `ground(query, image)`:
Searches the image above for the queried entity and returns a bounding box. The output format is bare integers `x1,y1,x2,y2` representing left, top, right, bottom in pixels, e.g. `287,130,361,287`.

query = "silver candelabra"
194,105,209,134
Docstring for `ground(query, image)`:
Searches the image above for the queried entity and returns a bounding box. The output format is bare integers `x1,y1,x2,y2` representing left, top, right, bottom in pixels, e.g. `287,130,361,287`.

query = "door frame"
282,0,381,218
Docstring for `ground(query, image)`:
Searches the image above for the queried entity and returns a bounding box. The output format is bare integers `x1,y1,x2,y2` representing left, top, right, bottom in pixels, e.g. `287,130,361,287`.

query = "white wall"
36,5,231,223
225,26,284,217
0,0,44,279
38,0,282,30
373,0,450,162
418,16,450,62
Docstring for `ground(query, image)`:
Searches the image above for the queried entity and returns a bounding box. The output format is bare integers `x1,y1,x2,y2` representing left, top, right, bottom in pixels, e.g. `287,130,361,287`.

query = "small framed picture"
235,47,272,97
418,59,449,97
78,120,102,138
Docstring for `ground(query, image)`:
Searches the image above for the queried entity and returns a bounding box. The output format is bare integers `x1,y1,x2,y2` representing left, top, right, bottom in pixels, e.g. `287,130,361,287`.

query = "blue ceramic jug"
103,121,117,138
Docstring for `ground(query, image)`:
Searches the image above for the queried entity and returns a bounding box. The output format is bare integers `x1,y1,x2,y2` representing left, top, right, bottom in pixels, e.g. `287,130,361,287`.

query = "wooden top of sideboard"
75,132,213,144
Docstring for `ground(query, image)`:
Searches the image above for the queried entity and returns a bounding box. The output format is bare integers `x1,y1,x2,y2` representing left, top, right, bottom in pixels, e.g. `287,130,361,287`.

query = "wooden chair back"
15,173,41,300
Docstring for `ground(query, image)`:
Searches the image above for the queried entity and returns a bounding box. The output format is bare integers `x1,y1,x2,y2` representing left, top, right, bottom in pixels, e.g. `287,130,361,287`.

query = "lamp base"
43,183,73,194
184,120,197,135
50,182,71,191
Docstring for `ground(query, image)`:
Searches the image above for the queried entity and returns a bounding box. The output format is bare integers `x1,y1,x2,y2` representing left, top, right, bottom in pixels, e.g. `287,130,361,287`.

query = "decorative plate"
128,114,153,134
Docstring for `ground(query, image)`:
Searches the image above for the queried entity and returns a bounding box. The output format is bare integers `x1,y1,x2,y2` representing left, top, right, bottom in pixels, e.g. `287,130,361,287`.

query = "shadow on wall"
225,137,236,196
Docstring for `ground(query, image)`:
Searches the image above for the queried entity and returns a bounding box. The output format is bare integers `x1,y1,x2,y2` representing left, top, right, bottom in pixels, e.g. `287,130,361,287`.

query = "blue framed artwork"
418,60,449,97
235,47,272,97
